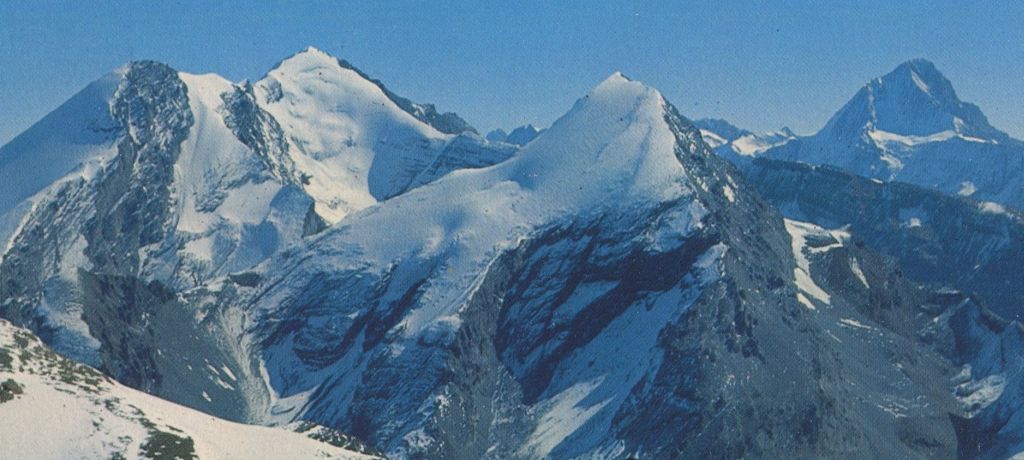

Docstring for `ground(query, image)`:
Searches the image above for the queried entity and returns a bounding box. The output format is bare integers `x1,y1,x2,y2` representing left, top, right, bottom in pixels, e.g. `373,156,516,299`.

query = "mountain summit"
763,59,1024,208
822,59,1008,142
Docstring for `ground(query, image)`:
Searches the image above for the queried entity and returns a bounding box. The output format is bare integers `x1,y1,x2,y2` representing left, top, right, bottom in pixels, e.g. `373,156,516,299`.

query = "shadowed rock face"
739,158,1024,321
707,131,1024,459
697,105,1024,459
0,61,193,363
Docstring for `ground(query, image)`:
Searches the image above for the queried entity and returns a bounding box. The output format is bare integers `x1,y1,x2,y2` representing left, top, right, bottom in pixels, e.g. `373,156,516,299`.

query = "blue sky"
2,1,1022,144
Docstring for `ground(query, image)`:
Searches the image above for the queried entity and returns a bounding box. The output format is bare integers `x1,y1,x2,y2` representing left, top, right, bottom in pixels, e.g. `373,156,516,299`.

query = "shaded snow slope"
0,69,124,253
239,73,722,457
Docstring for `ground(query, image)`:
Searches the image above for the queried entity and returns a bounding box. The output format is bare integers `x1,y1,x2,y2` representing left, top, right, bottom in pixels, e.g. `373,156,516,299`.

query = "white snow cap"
255,45,449,221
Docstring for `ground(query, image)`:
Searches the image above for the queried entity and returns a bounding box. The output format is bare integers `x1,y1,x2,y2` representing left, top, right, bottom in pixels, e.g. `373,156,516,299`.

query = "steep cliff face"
701,123,1024,460
739,158,1024,322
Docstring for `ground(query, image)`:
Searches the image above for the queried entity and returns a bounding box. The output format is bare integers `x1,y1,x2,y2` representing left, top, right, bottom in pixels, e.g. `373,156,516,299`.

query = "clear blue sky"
2,1,1022,145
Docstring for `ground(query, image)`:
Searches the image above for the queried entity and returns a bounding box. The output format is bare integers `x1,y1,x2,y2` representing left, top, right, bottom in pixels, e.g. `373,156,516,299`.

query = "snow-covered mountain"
4,47,1024,459
761,59,1024,209
189,72,978,458
0,319,380,459
0,47,511,420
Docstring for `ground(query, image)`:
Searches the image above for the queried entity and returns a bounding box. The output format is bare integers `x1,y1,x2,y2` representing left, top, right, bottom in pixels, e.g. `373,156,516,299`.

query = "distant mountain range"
486,124,543,146
3,50,1024,459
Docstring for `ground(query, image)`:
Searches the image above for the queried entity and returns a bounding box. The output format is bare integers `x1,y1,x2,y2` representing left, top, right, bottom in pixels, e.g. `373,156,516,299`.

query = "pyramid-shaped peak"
262,47,477,135
820,58,1006,140
897,58,942,77
514,73,685,184
299,45,327,55
587,72,661,108
270,46,345,72
600,71,634,86
880,58,957,100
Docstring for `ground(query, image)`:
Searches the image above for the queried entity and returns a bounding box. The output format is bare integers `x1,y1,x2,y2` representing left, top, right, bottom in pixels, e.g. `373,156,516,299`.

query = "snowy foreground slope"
759,59,1024,210
0,319,380,459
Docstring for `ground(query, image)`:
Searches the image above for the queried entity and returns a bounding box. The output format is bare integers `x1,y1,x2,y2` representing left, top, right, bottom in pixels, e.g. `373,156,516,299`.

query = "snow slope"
0,319,379,460
252,71,692,345
239,72,719,457
254,47,511,222
0,69,123,253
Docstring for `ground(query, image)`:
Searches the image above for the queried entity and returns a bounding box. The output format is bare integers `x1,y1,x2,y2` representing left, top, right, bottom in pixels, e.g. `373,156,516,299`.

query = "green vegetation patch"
0,378,24,403
12,330,32,348
141,428,196,460
0,347,12,370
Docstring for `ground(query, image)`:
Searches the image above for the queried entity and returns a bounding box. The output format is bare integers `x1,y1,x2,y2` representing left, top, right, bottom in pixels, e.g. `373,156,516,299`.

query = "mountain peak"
263,48,476,135
270,46,344,75
508,74,684,200
505,124,541,146
598,71,635,88
883,58,956,100
588,72,660,108
299,44,327,55
821,58,1007,141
